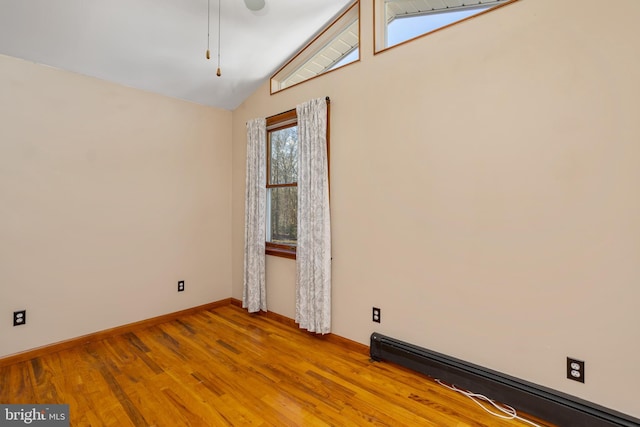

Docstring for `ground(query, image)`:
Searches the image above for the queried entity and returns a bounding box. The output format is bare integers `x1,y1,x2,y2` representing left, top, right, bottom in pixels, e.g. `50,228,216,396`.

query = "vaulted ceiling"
0,0,354,110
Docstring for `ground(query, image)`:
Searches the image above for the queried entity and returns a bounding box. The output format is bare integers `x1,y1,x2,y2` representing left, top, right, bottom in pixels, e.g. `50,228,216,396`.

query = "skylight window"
271,2,359,94
375,0,516,53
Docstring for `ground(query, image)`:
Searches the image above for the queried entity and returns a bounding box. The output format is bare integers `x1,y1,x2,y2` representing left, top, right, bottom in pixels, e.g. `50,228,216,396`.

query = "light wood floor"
0,304,553,426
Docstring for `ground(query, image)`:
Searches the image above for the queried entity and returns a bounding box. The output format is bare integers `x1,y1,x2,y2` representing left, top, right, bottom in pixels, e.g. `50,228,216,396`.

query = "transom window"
271,1,359,94
375,0,516,53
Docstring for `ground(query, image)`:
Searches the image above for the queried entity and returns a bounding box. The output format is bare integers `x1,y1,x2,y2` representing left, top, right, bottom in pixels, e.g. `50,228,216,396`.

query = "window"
265,101,330,259
374,0,517,53
266,110,298,258
271,1,360,94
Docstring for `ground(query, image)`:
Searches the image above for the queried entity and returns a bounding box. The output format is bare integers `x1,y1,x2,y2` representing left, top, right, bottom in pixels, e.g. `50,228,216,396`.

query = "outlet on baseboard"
178,280,185,292
13,310,26,326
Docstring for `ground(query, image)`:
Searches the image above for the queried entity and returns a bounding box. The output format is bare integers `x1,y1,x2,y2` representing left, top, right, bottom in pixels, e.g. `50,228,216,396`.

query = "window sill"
266,244,296,260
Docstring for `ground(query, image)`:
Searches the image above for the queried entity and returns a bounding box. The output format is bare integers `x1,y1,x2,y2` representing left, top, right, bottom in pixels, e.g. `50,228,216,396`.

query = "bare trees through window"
267,125,298,246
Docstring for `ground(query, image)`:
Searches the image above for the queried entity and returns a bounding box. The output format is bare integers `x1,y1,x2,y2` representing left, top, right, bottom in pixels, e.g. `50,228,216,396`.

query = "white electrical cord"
435,379,544,427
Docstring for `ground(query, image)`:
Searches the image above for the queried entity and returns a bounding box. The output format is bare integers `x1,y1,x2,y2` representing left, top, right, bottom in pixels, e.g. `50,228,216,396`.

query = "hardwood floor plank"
1,304,554,426
3,362,37,404
85,342,151,426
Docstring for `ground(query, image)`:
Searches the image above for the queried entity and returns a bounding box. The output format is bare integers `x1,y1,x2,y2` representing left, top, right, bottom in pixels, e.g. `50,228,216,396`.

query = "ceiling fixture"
244,0,266,11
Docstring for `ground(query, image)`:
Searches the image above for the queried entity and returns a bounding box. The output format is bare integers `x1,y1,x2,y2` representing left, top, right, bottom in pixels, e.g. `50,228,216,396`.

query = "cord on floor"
435,379,544,427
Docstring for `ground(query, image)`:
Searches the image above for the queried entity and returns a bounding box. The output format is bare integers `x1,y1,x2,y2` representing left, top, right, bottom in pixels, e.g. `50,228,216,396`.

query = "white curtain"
243,118,267,313
295,98,331,334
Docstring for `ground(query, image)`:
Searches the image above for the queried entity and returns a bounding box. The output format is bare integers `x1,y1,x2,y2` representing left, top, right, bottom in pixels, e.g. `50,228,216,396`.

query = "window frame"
373,0,519,54
266,109,299,259
265,99,331,260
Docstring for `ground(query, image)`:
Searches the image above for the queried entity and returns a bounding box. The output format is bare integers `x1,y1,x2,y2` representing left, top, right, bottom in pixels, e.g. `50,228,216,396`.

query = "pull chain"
206,0,211,59
216,0,222,76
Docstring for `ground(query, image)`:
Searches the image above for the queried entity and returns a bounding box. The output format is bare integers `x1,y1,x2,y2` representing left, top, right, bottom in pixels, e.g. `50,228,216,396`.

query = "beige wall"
2,0,639,419
232,0,640,418
0,54,232,358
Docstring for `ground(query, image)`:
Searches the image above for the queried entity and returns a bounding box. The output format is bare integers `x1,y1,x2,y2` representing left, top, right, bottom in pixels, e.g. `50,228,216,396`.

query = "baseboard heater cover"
370,333,639,427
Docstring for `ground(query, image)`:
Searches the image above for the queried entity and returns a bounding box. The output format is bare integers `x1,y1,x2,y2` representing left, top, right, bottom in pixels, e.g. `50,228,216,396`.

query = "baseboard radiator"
370,333,639,427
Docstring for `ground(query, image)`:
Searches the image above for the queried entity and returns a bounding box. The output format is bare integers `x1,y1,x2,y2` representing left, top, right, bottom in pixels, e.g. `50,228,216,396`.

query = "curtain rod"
264,97,330,120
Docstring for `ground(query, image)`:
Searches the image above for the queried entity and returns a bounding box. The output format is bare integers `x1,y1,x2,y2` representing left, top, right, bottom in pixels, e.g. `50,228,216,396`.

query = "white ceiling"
0,0,353,111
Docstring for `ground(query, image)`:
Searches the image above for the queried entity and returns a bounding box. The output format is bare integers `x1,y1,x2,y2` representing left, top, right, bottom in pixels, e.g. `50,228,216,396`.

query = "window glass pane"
279,18,359,89
376,1,513,52
387,7,490,48
267,187,297,245
271,2,359,93
269,126,298,185
329,47,359,71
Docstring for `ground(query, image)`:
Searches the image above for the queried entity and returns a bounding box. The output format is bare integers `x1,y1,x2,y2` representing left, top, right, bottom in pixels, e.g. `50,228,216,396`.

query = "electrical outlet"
372,307,381,323
567,357,585,383
178,280,185,292
13,310,26,326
